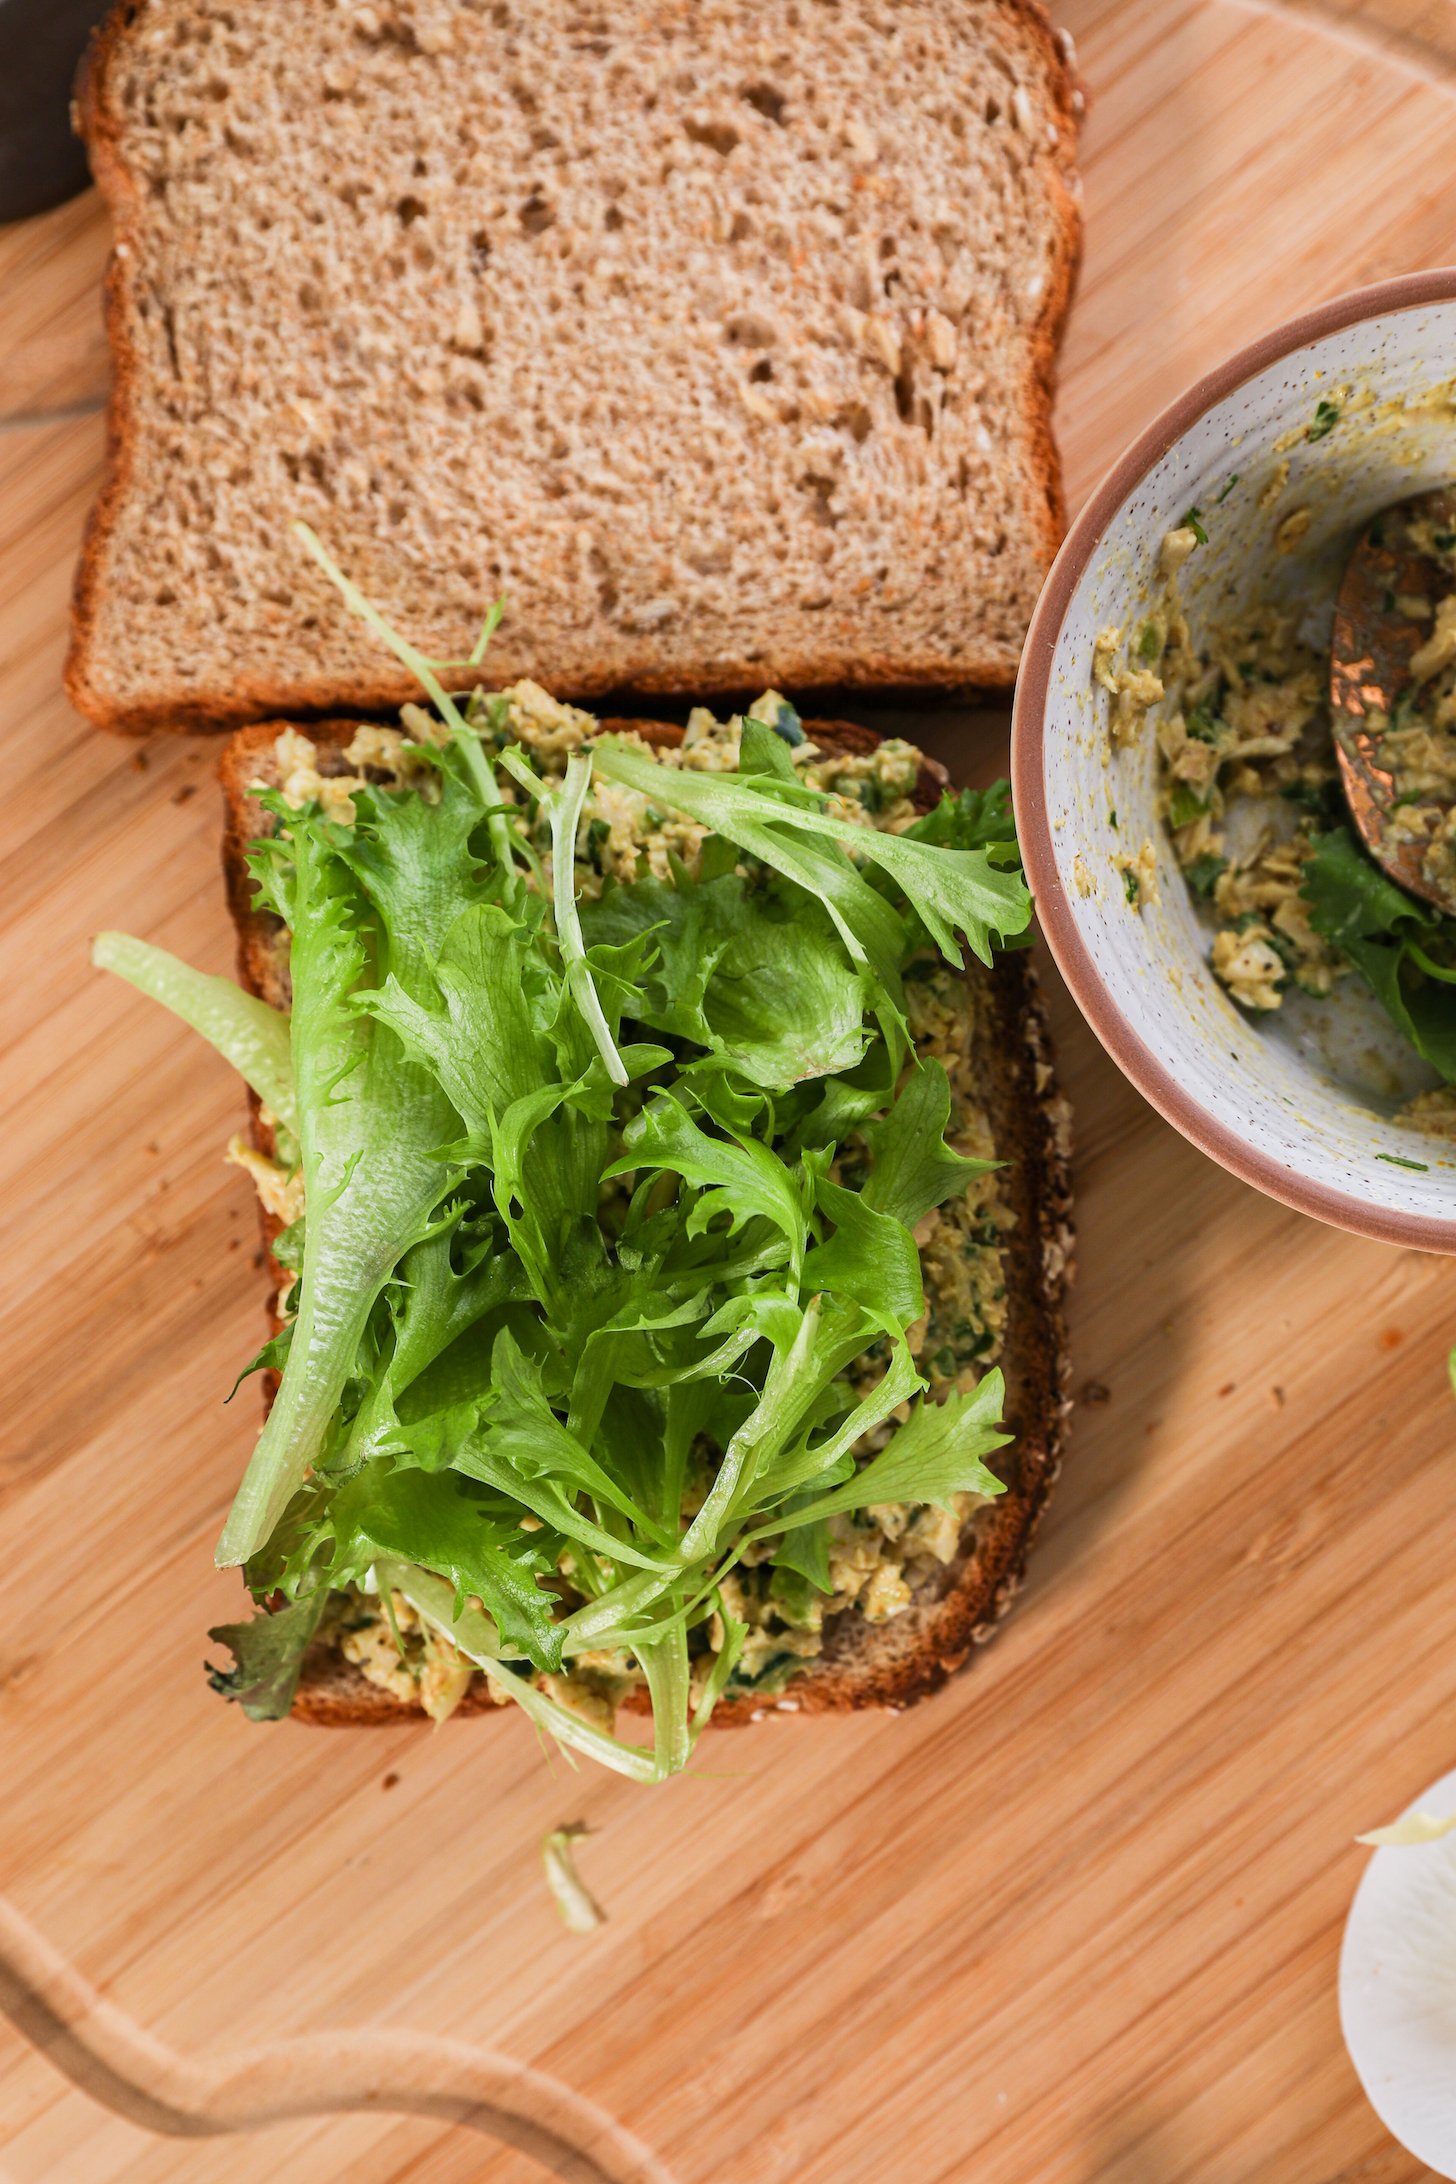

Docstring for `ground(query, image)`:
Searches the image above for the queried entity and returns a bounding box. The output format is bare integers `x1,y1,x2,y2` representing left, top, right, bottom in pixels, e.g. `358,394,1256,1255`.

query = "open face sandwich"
98,636,1072,1779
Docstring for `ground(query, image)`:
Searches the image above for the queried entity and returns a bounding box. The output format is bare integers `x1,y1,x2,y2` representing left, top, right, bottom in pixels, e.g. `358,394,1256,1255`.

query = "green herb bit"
1214,473,1240,504
1123,868,1140,905
1306,398,1341,442
1376,1153,1428,1171
1183,853,1227,898
1281,777,1341,822
1137,622,1162,662
1264,926,1301,973
1181,506,1209,547
1108,807,1118,830
1166,783,1207,831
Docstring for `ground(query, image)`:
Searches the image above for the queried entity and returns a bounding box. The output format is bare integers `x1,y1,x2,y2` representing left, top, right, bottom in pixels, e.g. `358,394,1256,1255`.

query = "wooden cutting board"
5,5,1456,2179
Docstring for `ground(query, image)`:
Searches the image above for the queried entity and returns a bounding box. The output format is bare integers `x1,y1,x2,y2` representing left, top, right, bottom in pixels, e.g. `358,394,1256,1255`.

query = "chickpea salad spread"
95,536,1033,1783
1095,511,1456,1126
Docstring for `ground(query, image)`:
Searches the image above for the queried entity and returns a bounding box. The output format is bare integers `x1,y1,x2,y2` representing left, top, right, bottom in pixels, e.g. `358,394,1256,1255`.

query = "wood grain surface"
4,3,1456,2179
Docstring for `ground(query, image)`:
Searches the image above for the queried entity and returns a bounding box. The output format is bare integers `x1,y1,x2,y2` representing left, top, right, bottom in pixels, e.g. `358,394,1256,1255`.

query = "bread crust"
67,1,1083,734
215,714,1073,1729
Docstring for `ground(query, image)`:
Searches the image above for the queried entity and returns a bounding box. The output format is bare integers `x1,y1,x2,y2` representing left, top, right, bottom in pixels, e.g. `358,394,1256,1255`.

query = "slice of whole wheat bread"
69,0,1082,735
217,714,1074,1728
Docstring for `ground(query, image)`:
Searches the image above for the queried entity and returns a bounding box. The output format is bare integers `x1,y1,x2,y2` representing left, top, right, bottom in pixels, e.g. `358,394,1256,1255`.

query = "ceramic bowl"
1012,269,1456,1252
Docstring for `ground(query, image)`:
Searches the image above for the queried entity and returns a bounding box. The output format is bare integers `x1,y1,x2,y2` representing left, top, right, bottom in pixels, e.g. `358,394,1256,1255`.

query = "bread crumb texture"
72,0,1080,726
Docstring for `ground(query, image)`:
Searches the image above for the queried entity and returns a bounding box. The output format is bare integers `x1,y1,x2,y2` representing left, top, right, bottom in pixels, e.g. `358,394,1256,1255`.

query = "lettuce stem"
292,522,518,879
93,933,296,1129
386,1563,661,1782
637,1625,692,1780
550,753,628,1087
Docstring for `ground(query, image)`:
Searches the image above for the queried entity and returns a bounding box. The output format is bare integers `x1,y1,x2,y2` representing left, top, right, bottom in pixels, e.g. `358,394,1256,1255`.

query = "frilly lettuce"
96,558,1030,1780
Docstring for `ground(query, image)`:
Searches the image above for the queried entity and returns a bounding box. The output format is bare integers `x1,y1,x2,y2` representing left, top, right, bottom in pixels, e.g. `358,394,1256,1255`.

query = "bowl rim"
1012,266,1456,1253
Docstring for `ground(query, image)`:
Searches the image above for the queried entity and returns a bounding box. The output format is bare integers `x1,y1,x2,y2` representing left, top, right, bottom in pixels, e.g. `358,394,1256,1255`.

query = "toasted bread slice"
218,716,1073,1725
70,0,1082,734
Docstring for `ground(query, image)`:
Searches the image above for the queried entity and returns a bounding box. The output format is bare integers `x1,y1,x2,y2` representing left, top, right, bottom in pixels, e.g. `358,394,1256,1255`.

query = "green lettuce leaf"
329,1467,564,1670
772,1520,832,1596
206,1588,326,1720
94,932,297,1129
592,737,1032,969
362,901,555,1146
862,1059,998,1229
1302,827,1456,1081
477,1328,676,1547
764,1369,1010,1530
752,1334,923,1508
804,1172,923,1332
380,1561,662,1782
333,768,492,980
546,749,631,1086
607,1091,808,1275
217,811,461,1566
903,779,1019,854
581,867,872,1090
340,1205,529,1470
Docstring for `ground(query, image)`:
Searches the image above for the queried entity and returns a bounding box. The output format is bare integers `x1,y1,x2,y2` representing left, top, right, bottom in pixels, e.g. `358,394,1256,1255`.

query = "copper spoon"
1330,484,1456,913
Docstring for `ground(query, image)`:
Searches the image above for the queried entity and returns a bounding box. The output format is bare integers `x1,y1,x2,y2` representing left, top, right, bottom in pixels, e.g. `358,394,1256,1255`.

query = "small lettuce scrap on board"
95,548,1032,1783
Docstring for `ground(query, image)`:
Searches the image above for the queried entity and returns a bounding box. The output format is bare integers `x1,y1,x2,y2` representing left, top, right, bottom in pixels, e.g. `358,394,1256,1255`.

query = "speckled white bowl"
1013,270,1456,1251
